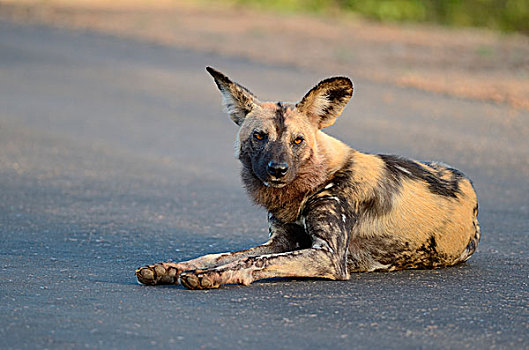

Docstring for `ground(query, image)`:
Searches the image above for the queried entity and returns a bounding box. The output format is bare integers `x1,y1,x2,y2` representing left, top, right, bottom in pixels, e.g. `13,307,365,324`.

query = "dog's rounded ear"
296,77,353,129
206,67,260,126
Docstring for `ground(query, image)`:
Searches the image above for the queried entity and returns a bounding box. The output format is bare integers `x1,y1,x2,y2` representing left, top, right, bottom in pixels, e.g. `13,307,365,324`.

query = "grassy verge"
222,0,529,34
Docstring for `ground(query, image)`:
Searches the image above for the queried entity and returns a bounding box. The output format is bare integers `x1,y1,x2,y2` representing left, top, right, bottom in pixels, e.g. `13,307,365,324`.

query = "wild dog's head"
206,67,353,189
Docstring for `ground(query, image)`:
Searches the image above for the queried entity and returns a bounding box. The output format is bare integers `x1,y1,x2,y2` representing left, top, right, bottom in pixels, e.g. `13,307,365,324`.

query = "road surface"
1,21,528,349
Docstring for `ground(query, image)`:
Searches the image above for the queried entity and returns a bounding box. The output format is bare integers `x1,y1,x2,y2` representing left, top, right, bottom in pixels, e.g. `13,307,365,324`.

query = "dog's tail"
454,204,481,264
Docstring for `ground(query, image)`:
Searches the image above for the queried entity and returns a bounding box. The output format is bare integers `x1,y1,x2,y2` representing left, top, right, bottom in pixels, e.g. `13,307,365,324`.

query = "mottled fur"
136,67,480,289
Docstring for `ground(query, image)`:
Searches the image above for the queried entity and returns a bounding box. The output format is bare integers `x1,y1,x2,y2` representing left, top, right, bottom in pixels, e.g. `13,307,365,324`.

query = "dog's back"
301,151,480,272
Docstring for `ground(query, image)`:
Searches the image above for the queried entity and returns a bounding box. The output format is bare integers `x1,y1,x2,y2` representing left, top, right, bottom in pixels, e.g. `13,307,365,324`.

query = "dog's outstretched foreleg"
179,198,354,289
135,216,307,285
178,246,347,289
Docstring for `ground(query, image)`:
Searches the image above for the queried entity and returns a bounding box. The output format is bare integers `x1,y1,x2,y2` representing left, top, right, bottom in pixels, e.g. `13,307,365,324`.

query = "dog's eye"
293,136,304,145
254,132,266,141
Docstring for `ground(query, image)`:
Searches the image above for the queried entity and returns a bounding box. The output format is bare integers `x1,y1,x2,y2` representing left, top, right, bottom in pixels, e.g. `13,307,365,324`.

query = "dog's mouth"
263,179,287,188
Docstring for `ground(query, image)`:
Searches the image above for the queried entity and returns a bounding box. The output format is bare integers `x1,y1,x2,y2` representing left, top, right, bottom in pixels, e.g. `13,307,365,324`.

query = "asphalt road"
1,20,528,349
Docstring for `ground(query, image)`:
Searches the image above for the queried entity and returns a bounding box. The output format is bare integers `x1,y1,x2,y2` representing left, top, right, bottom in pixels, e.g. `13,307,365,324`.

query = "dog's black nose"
267,161,288,178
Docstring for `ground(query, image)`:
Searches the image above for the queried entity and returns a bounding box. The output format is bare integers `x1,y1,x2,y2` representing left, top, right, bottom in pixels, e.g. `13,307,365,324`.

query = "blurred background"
1,0,528,109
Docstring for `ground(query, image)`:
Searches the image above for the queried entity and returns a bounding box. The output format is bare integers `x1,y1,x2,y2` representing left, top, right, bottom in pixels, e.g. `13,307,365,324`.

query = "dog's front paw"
136,263,180,286
179,270,221,290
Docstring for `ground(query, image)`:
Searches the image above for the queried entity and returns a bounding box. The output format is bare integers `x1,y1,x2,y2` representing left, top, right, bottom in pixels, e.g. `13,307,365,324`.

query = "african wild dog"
136,67,480,290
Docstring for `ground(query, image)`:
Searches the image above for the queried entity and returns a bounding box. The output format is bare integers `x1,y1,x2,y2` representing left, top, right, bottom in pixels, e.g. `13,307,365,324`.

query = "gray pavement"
1,21,528,349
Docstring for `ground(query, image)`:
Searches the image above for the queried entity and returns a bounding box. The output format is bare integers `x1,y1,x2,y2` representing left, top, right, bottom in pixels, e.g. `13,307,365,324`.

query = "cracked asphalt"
1,21,528,349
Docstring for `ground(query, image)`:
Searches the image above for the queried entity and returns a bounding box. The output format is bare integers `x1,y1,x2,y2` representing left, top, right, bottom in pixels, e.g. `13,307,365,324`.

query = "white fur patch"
324,183,334,189
312,237,334,254
308,95,332,118
328,196,340,203
395,165,412,176
233,132,241,158
260,251,297,259
221,93,238,116
368,261,391,272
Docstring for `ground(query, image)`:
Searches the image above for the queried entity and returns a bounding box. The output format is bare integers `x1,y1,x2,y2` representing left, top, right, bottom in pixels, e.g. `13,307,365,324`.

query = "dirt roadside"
1,0,528,110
